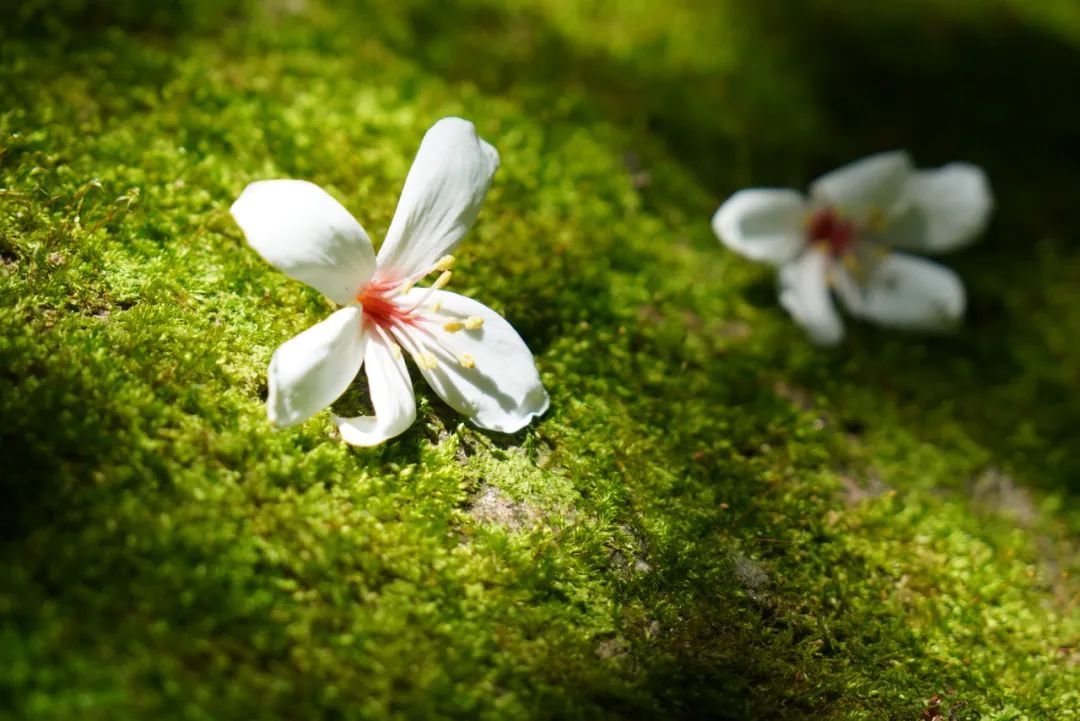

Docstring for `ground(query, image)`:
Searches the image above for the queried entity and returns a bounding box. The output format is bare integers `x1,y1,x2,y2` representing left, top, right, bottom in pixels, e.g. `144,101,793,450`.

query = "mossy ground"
1,1,1078,719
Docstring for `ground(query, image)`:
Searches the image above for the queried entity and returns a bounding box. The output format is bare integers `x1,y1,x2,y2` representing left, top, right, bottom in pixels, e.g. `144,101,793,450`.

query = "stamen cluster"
807,206,856,257
353,254,485,371
356,254,456,332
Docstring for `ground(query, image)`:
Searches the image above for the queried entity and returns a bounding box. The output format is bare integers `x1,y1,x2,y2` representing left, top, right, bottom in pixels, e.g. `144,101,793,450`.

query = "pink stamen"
807,207,856,257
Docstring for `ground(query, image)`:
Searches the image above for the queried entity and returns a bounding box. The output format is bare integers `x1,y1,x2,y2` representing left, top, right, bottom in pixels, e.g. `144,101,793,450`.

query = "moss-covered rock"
1,1,1077,719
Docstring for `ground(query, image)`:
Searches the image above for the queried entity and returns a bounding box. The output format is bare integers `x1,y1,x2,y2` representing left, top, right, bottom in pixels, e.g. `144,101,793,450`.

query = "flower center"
806,206,856,257
356,278,417,331
354,253,454,333
353,254,486,371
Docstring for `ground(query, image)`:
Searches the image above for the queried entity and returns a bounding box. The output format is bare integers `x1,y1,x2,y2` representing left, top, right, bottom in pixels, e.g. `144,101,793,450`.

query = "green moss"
1,1,1077,719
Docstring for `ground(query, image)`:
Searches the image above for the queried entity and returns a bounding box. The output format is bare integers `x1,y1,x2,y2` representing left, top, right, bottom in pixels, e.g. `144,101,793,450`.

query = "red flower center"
807,206,856,257
356,278,417,331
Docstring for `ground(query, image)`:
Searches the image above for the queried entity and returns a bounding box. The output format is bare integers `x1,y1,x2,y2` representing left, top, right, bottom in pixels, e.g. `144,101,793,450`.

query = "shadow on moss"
1,0,251,40
736,1,1080,498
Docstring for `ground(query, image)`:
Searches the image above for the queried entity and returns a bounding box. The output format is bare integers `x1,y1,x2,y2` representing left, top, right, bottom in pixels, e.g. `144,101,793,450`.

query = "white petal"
376,118,500,279
881,163,994,253
397,289,548,433
835,253,965,331
712,189,807,265
778,248,844,346
231,179,376,305
334,330,417,446
809,151,913,222
267,307,365,428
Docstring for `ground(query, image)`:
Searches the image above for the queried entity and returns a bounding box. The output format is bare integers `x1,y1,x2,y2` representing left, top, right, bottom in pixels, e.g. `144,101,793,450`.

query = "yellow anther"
400,279,415,294
443,320,464,333
431,300,442,313
842,253,859,271
464,316,484,330
418,351,438,369
458,353,476,369
390,342,402,360
866,207,888,233
434,254,456,272
433,271,452,290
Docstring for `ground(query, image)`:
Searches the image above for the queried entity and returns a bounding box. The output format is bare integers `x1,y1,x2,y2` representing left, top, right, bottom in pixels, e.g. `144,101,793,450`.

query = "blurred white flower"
712,151,993,345
231,118,549,445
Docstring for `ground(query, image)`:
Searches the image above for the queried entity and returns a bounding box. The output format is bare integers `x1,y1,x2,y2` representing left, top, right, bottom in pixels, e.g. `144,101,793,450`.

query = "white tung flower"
712,151,993,346
231,117,550,446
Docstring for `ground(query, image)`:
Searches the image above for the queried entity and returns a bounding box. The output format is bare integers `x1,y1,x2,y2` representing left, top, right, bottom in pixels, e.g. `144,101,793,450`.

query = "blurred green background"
1,1,1078,719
